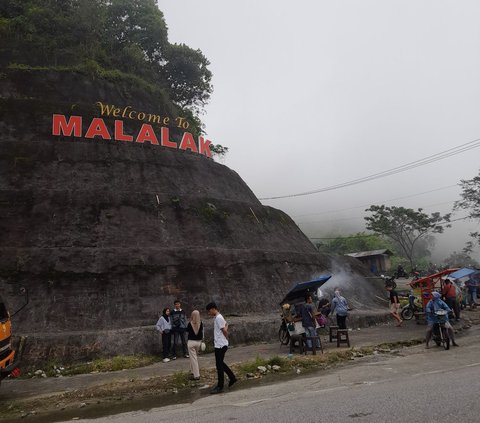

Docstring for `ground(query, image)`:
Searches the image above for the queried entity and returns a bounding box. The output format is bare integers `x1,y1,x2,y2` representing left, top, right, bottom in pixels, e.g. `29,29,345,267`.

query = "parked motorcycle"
432,310,450,350
278,318,290,345
401,293,421,320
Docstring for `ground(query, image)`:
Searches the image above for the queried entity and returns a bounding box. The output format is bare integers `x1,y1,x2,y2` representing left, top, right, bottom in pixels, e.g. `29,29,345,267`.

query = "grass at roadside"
22,355,162,378
1,339,427,421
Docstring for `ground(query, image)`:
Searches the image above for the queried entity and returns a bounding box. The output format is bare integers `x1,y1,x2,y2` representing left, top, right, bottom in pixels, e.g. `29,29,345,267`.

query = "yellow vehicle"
0,290,27,385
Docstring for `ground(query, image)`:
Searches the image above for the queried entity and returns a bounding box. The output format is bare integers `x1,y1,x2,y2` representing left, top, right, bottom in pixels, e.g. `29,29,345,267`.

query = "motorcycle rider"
425,291,458,348
395,264,407,278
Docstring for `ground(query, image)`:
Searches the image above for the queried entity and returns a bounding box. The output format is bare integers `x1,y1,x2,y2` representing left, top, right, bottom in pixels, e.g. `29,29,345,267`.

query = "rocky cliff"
0,69,371,361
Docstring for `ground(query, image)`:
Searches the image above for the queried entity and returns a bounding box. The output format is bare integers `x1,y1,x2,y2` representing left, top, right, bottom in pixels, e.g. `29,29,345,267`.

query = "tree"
442,251,479,269
210,144,229,160
364,205,450,268
315,232,393,255
0,0,213,112
455,169,480,246
163,43,213,109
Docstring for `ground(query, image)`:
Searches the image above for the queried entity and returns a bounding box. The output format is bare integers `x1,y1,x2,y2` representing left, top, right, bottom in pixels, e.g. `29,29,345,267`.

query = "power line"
297,199,457,225
293,184,458,218
259,138,480,200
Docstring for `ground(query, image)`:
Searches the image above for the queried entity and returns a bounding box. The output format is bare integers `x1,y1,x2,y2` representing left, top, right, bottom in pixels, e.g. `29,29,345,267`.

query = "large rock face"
0,69,371,362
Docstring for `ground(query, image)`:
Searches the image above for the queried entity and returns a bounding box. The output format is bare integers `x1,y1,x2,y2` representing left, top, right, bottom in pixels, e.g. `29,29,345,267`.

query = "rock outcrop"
0,69,372,362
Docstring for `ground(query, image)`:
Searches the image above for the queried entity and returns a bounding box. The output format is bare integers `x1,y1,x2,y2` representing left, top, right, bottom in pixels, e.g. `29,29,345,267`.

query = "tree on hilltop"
0,0,212,111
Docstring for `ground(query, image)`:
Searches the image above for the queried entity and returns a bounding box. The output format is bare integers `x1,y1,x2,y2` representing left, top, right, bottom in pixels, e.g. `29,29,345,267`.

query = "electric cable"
293,184,458,218
259,138,480,200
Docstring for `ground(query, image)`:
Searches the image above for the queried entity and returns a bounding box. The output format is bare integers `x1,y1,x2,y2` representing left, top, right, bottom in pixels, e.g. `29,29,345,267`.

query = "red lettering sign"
114,120,133,142
179,132,198,153
199,136,212,158
52,114,82,137
51,114,217,159
85,118,111,140
136,124,159,145
161,127,177,149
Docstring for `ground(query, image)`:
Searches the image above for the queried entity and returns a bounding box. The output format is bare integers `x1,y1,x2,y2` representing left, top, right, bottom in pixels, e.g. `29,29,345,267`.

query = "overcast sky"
159,0,480,261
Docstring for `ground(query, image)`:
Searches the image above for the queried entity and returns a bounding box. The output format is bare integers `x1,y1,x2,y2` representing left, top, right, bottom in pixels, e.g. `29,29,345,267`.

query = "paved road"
66,326,480,423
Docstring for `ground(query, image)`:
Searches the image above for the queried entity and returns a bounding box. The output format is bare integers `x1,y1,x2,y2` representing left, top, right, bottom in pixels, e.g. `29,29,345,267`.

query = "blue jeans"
469,288,477,305
304,326,320,349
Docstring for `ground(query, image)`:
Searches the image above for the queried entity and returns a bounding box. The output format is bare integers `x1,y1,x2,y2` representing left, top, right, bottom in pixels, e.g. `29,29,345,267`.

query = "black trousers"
336,315,347,329
444,297,460,320
214,346,235,389
161,332,171,359
172,329,188,356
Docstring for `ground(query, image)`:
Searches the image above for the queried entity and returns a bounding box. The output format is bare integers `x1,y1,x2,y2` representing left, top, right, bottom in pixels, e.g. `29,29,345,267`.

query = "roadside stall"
278,275,331,351
448,267,480,308
408,268,458,321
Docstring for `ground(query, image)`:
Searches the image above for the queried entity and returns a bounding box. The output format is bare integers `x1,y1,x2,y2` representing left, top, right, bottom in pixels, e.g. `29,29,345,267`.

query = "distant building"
345,249,394,274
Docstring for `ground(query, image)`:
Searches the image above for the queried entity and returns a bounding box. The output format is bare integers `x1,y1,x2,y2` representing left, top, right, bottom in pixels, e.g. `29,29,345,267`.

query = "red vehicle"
409,269,459,310
0,287,28,386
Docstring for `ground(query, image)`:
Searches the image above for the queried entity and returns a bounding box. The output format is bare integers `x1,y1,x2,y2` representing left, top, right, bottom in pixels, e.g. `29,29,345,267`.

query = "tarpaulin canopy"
448,268,479,280
280,275,332,304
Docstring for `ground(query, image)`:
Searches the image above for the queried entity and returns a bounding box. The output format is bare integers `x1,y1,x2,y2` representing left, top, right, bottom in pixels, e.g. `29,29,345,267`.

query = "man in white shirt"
206,302,237,394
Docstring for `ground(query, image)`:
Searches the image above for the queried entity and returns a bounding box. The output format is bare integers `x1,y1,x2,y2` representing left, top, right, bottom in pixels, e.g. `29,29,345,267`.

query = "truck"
0,288,27,385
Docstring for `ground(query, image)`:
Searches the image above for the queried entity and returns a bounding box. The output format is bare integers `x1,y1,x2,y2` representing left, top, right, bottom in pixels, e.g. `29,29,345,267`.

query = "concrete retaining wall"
14,310,392,366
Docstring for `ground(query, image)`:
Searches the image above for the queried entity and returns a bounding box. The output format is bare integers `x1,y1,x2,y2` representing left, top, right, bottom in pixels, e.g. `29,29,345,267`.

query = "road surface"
63,326,480,423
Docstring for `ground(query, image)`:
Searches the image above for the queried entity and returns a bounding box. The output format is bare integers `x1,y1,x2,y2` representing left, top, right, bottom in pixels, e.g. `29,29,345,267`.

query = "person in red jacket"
442,279,460,321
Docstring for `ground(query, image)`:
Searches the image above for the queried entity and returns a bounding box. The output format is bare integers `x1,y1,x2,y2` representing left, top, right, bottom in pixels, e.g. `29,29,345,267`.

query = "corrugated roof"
345,249,394,258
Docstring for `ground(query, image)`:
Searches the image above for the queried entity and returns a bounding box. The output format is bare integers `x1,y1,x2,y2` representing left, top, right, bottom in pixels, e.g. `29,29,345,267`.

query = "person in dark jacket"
171,300,188,359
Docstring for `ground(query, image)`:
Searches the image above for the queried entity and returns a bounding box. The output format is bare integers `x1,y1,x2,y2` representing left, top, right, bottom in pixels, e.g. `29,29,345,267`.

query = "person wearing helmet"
425,291,458,348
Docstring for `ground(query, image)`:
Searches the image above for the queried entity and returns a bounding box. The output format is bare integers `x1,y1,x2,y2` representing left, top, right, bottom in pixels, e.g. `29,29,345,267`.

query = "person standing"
206,302,237,394
186,310,204,380
331,289,349,329
301,294,320,350
466,276,478,309
386,286,403,326
171,300,189,359
442,279,460,321
155,308,172,363
317,295,331,318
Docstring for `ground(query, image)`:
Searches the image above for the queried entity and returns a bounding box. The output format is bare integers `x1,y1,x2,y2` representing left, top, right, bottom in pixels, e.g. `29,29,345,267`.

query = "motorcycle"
400,293,421,320
381,274,397,289
432,309,450,350
394,266,408,279
278,318,290,345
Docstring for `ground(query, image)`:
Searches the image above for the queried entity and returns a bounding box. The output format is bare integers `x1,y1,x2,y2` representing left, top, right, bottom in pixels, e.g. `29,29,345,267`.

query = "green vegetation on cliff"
0,0,212,112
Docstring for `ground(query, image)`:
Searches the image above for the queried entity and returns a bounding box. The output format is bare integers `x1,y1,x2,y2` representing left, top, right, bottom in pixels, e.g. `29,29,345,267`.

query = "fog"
320,258,387,310
159,0,480,261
